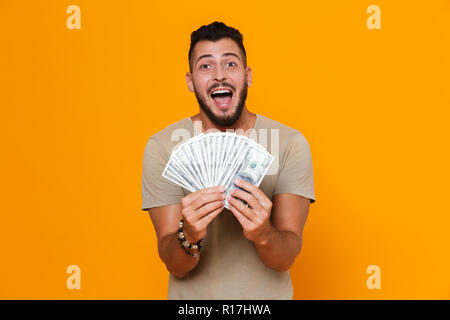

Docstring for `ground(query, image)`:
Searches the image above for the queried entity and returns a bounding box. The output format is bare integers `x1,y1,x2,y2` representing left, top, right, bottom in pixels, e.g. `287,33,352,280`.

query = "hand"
181,185,226,243
227,179,274,245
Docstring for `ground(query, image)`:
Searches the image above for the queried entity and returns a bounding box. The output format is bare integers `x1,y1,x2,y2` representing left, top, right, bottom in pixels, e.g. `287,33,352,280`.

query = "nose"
214,64,226,82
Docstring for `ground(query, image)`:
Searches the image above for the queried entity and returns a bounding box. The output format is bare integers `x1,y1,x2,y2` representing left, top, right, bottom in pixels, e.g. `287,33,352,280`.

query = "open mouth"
210,88,233,109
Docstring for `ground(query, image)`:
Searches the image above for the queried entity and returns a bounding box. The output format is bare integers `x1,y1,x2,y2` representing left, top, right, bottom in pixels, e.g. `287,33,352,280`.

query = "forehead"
192,38,243,62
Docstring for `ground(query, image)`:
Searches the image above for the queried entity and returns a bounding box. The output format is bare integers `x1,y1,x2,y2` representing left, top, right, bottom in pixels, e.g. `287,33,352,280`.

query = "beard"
194,82,248,127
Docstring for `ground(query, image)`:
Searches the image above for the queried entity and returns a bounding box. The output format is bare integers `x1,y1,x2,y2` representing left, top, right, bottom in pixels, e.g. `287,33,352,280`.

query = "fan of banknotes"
162,132,274,209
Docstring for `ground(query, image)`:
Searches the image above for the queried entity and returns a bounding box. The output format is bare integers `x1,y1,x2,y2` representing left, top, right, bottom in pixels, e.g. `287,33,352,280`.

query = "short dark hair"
188,21,247,72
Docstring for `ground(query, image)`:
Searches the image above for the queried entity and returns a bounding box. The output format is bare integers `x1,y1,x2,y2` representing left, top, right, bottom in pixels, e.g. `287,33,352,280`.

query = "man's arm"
228,180,310,273
149,186,226,279
252,193,310,272
148,204,199,279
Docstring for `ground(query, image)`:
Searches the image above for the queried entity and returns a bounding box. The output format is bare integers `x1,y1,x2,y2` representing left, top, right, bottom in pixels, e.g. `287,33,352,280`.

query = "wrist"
182,228,198,244
253,222,277,246
177,219,204,257
177,242,200,260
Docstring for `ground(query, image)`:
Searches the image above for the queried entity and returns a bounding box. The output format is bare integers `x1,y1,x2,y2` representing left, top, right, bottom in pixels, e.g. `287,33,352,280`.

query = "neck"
191,107,257,133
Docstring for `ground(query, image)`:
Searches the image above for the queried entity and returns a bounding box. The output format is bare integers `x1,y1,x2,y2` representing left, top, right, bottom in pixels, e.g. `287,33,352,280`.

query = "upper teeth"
212,89,231,94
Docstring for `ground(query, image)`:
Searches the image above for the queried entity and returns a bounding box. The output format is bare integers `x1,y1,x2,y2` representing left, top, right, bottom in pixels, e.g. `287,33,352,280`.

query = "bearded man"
141,21,315,300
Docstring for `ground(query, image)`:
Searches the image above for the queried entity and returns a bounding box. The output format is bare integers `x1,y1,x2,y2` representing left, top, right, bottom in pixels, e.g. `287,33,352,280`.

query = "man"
141,21,315,299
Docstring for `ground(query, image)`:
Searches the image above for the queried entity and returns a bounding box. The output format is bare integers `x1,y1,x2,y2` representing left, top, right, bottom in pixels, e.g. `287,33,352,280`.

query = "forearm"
253,223,302,273
158,232,199,279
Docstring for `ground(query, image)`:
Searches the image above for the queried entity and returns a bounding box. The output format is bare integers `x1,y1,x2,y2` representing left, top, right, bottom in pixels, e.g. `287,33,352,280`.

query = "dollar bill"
161,132,273,210
223,145,274,209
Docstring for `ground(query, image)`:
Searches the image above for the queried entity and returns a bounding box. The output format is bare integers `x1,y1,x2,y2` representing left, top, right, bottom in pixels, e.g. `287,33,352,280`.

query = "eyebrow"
195,52,241,65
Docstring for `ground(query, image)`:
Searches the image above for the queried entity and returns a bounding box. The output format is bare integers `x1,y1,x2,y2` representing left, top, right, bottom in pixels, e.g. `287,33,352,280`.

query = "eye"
227,62,237,67
199,64,210,69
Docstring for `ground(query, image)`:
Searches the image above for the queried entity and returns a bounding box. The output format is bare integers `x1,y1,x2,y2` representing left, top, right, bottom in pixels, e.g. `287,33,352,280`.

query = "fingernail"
233,179,240,185
219,186,226,192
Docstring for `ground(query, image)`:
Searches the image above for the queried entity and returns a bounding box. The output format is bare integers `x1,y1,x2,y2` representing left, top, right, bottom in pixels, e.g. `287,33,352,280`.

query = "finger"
234,179,271,210
228,201,252,229
228,196,258,222
229,188,262,211
190,192,226,211
195,199,225,220
198,202,225,227
182,185,226,207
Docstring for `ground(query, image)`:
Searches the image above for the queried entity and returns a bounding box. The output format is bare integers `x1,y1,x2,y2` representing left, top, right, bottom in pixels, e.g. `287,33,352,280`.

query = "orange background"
1,0,449,299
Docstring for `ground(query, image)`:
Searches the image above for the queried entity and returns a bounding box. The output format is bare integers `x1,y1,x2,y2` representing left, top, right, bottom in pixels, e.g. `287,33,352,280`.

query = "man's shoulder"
144,117,192,155
148,117,192,143
257,114,306,140
256,114,311,156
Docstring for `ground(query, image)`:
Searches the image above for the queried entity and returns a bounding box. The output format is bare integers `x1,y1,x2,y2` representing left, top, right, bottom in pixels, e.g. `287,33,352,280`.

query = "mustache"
208,82,236,94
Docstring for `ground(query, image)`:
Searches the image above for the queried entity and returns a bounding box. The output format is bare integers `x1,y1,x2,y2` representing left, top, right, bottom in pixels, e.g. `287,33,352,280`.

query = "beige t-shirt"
141,114,315,299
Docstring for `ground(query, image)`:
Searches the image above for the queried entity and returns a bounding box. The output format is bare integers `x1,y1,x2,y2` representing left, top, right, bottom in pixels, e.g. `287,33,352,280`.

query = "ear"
186,72,195,92
246,66,253,87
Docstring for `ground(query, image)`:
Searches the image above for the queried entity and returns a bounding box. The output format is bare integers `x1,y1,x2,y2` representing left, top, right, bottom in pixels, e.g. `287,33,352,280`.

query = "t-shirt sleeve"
141,137,185,211
273,133,316,203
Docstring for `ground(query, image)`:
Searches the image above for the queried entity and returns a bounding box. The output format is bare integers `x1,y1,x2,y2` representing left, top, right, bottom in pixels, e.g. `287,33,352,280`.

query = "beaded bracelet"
177,219,204,257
